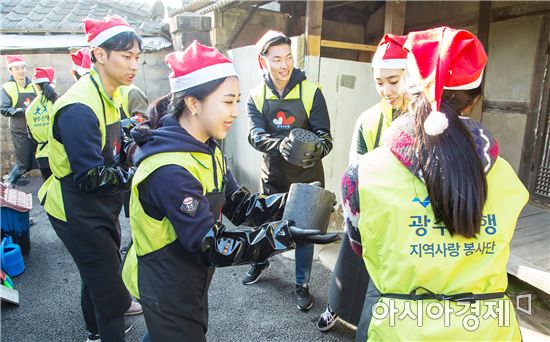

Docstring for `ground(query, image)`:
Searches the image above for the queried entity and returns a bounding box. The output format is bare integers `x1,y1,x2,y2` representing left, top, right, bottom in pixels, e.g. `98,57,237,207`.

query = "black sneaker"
242,260,270,285
295,284,314,311
317,304,338,332
85,331,100,342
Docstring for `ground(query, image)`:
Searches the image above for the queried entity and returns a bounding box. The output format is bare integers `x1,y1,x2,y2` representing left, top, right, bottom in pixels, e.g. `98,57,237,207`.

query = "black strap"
373,112,384,149
381,287,505,303
89,76,108,131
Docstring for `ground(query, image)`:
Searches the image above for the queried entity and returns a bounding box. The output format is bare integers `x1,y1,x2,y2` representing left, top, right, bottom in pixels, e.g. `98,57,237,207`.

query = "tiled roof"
0,0,167,37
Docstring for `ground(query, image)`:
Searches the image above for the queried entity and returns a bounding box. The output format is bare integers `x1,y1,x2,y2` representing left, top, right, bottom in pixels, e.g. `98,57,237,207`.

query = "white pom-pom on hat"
424,111,449,136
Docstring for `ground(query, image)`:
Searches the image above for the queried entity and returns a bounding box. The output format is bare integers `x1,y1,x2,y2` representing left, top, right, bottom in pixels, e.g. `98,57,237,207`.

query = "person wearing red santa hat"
38,15,143,342
70,47,148,124
1,55,37,187
244,30,333,312
70,47,93,81
342,26,527,341
25,67,57,181
120,40,338,341
317,33,409,333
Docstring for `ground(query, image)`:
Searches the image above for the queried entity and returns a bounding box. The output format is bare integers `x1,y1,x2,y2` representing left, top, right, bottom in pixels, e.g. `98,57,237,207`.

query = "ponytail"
39,82,58,103
410,90,487,238
146,94,171,129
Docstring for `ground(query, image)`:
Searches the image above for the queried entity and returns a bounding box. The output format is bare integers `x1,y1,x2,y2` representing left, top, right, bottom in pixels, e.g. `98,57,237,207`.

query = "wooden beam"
305,0,323,56
320,39,377,52
477,1,491,51
519,15,550,188
384,1,406,35
364,1,549,44
477,1,491,120
482,100,529,114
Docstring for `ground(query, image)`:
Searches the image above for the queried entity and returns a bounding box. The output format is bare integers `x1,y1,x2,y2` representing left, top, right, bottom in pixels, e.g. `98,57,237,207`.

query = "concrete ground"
0,176,354,341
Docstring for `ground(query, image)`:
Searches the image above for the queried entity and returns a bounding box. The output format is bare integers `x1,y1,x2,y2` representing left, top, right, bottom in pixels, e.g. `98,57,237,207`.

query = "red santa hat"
372,34,408,69
32,67,56,84
6,55,26,68
403,26,487,135
83,15,135,47
255,30,289,71
165,40,237,93
70,48,92,76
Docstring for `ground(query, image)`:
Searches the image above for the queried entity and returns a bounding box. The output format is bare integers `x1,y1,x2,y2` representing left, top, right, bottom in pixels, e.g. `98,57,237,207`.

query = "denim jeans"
6,163,27,185
295,242,314,286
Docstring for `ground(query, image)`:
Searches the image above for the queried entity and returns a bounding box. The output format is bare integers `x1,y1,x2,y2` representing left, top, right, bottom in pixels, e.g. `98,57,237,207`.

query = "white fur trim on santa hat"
444,71,483,90
7,61,26,68
32,77,50,84
372,58,407,70
169,62,237,93
424,111,449,136
73,66,90,77
90,25,135,47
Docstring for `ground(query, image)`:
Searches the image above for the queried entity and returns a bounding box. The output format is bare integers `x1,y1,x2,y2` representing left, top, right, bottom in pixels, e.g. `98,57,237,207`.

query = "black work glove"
278,137,292,160
121,114,146,139
78,165,135,194
223,186,287,226
300,144,323,169
289,225,340,245
1,107,24,117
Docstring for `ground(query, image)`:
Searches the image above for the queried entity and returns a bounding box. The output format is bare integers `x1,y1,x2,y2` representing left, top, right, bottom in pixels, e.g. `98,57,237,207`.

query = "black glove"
222,186,287,226
248,128,286,156
196,220,339,267
278,136,292,160
77,165,135,194
1,107,24,117
289,225,340,245
314,129,334,158
300,144,323,169
121,114,146,139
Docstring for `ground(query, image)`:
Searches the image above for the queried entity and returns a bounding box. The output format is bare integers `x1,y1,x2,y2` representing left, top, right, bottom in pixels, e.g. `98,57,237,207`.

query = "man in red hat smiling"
244,30,333,312
39,15,143,342
1,55,37,187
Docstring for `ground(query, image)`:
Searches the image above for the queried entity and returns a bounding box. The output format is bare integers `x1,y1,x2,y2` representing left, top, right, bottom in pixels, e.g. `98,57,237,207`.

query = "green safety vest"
25,92,52,159
38,69,123,222
359,100,393,152
357,147,528,341
122,149,225,299
249,79,319,119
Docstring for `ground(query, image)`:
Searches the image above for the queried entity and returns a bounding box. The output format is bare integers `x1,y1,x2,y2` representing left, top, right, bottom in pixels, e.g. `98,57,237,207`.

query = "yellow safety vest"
249,79,319,118
38,69,122,222
122,149,225,299
119,84,146,119
358,147,528,341
25,93,52,159
1,80,35,107
358,100,393,152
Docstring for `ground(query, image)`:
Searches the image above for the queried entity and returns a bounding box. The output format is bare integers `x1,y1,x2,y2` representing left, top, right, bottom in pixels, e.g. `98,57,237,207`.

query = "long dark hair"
146,76,234,129
410,88,486,238
37,82,57,103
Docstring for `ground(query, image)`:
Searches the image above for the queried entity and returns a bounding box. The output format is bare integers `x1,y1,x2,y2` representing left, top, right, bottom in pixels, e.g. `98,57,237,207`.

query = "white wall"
225,46,380,203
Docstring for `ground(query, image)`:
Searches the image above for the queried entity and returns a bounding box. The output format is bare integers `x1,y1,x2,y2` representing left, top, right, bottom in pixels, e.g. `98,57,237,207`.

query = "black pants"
328,235,370,326
49,207,131,341
142,306,207,342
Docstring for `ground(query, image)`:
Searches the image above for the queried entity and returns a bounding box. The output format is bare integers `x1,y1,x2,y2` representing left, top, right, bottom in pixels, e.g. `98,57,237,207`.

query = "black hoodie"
246,68,333,193
131,115,239,253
